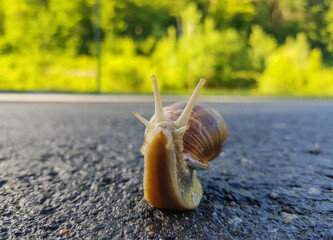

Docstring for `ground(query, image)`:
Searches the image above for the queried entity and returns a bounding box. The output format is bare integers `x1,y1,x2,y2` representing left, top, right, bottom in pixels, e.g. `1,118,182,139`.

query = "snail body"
134,75,227,210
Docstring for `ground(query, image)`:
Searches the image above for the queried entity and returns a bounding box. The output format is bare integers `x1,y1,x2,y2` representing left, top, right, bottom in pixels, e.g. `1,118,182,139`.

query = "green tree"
259,33,333,95
324,1,333,58
249,25,277,71
151,3,253,90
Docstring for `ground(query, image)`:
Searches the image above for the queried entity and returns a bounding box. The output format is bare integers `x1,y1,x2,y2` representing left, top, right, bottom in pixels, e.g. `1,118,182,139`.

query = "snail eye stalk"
133,112,150,127
151,75,165,122
174,78,206,129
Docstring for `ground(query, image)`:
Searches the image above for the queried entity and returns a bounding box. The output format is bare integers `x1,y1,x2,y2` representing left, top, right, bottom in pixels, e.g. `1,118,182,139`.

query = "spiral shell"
163,102,227,169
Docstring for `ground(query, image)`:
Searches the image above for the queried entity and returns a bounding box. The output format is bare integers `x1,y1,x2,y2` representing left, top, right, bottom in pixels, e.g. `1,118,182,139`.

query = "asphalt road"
0,100,333,239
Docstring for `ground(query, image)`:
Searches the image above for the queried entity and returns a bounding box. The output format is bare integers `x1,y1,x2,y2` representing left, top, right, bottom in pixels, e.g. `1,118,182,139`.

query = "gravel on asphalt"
0,101,332,239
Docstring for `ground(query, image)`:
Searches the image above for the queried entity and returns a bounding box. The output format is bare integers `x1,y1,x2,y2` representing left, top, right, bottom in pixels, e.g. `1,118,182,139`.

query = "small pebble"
269,192,278,199
60,229,69,234
241,157,253,164
281,212,298,224
228,216,243,225
308,187,320,194
227,201,239,208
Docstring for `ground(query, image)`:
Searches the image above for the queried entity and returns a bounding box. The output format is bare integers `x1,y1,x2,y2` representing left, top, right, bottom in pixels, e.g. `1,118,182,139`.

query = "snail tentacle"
133,112,150,127
151,75,165,122
174,78,206,129
184,155,209,170
173,125,188,136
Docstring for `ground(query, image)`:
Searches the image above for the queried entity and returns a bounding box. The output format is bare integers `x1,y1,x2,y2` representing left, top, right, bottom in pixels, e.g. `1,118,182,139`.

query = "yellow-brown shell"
164,102,227,168
140,102,227,169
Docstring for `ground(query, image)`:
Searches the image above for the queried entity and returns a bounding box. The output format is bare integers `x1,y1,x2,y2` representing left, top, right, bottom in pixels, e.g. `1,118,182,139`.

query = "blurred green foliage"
0,0,333,95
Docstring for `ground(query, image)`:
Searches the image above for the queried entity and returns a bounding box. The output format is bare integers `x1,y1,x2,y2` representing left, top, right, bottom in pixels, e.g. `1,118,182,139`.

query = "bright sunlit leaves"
0,0,333,95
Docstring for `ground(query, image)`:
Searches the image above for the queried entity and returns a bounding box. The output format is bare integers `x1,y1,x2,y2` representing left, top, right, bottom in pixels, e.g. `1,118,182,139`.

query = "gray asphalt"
0,100,333,239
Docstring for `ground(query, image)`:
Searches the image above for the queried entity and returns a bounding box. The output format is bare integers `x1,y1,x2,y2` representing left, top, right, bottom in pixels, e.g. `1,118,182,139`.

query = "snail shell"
163,102,227,169
141,102,227,170
134,75,227,210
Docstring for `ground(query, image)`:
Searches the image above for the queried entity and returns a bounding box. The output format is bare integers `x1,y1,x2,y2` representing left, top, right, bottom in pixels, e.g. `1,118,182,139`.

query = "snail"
133,75,227,210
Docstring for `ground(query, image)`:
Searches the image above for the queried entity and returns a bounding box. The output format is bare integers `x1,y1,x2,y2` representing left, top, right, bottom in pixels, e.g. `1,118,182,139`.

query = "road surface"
0,100,332,239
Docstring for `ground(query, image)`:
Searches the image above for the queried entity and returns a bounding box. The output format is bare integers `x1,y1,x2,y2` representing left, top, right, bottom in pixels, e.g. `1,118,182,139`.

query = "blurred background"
0,0,333,96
